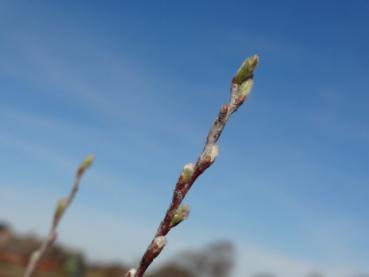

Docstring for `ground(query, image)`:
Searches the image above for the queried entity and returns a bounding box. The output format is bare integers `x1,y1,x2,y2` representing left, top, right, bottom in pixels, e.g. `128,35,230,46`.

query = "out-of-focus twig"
126,55,259,277
23,155,95,277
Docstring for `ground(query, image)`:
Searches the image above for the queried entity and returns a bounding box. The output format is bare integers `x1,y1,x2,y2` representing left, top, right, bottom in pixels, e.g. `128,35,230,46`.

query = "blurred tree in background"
176,241,235,277
0,222,237,277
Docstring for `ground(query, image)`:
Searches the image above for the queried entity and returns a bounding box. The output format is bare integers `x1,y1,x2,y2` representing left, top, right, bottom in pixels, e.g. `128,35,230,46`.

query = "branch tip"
232,54,259,85
77,154,95,176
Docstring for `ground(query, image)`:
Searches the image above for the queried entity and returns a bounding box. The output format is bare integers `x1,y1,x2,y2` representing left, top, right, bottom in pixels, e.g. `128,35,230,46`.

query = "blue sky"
1,1,369,276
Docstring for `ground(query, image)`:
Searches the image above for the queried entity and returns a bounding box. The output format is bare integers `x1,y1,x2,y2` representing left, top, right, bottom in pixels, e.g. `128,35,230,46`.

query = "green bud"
170,204,190,227
238,79,254,98
30,250,40,262
233,54,259,85
181,163,195,182
54,198,67,220
125,269,136,277
153,236,166,253
77,154,95,176
204,144,219,163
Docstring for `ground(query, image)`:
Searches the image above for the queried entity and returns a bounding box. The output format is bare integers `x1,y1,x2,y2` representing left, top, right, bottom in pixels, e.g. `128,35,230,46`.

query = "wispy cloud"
0,30,207,150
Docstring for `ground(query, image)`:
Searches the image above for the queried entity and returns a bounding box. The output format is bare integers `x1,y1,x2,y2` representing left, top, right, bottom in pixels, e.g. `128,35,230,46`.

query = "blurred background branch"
23,155,94,277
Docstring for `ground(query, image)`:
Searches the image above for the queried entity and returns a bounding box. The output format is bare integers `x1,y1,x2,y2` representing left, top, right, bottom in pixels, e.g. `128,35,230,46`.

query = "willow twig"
23,155,95,277
126,55,259,277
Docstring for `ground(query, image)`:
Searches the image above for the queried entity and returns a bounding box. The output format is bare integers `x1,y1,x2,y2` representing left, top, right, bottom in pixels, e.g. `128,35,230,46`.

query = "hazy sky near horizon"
1,1,369,276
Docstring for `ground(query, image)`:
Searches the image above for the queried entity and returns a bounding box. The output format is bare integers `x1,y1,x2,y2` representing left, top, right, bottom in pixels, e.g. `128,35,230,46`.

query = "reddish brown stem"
130,55,259,277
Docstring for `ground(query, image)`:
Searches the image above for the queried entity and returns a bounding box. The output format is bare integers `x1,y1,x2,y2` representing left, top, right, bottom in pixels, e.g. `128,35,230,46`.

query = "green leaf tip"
77,154,95,176
233,54,259,85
